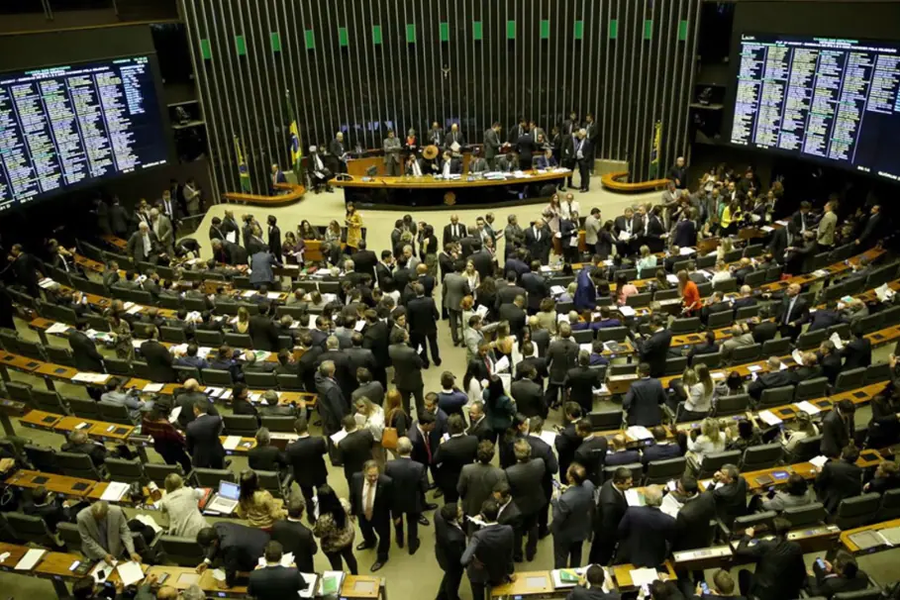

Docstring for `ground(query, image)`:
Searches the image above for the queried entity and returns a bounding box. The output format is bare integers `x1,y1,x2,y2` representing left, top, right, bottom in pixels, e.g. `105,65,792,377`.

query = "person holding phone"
695,569,745,599
808,553,870,598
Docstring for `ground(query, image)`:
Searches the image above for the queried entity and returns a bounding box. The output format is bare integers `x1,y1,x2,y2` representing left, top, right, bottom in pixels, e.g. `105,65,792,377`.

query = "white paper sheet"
14,548,46,570
538,431,557,448
143,383,164,393
758,410,783,426
629,568,660,587
330,429,349,445
212,568,227,582
475,304,489,319
101,481,130,502
679,247,696,256
625,488,645,507
116,561,145,586
223,436,242,450
796,401,821,415
354,320,366,332
168,405,182,423
626,425,653,440
829,332,844,350
495,356,510,373
618,231,632,241
299,573,318,598
617,305,636,317
90,560,115,582
791,349,804,365
660,493,683,519
809,455,829,469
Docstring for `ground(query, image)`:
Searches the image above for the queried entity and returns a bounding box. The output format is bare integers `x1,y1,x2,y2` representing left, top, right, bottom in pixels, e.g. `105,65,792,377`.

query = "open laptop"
205,481,240,514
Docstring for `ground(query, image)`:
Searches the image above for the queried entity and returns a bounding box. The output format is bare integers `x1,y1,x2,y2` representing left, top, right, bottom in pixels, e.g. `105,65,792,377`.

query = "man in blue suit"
641,426,683,464
605,434,641,467
623,363,667,426
616,485,676,567
249,249,281,289
551,463,596,568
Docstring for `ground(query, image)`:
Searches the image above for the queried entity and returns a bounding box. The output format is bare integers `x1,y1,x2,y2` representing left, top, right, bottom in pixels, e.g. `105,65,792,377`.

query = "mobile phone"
816,558,826,570
700,582,710,595
552,480,562,489
157,573,170,584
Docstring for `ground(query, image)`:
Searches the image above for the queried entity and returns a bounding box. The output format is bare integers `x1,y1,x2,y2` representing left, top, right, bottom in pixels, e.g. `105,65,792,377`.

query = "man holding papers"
76,502,140,565
247,541,308,600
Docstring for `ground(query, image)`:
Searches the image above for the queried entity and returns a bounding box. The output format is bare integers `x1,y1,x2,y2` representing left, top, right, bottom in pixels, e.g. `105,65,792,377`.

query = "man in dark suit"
248,428,287,473
854,204,882,248
842,324,872,370
443,216,466,247
712,464,748,527
700,291,732,326
768,222,797,262
466,402,493,442
407,283,441,368
815,444,863,513
747,356,797,401
434,502,467,600
285,417,328,521
362,310,390,387
687,331,720,366
734,518,806,600
504,439,546,561
247,541,308,600
623,363,666,426
566,351,602,416
248,303,280,352
589,466,631,565
458,440,507,526
605,434,640,467
462,498,516,600
385,437,429,554
338,415,375,487
566,565,617,600
521,261,549,313
350,460,392,571
498,296,527,340
497,272,526,306
732,285,758,314
140,327,176,383
433,415,478,503
351,240,378,281
642,426,683,464
671,475,716,553
511,365,546,419
69,319,105,373
196,522,270,589
821,399,856,458
637,316,672,378
317,335,356,401
524,222,552,265
777,283,809,341
617,486,676,568
546,322,579,408
555,403,583,478
809,554,870,598
61,429,108,468
524,417,559,538
186,399,225,469
551,463,596,568
389,328,425,416
270,498,318,572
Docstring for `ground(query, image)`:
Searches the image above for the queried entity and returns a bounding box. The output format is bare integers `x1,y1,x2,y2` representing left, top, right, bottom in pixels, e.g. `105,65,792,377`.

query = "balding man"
175,379,218,428
61,429,107,467
76,501,140,564
616,485,675,568
732,285,757,315
329,131,348,173
777,283,809,341
720,323,756,363
126,221,161,264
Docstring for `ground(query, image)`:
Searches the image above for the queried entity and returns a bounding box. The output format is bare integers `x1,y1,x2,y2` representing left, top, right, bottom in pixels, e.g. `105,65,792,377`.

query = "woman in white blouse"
354,396,385,466
781,411,820,455
675,364,715,422
464,260,481,296
159,473,209,538
686,417,727,471
636,245,658,278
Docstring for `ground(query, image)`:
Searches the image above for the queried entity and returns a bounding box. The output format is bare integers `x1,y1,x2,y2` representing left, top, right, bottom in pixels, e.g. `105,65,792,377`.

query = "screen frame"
0,51,175,211
722,31,900,182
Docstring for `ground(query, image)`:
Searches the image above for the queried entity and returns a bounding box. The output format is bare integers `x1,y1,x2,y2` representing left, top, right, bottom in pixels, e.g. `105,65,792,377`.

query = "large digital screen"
729,34,900,181
0,55,169,211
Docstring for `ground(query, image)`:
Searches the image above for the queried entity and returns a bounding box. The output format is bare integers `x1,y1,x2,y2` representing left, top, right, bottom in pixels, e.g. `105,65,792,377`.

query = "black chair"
276,374,304,391
201,369,234,386
556,302,574,314
713,394,750,417
876,488,900,522
713,279,737,294
626,292,652,308
671,318,701,334
104,357,133,376
697,255,716,269
160,327,188,343
6,512,59,547
697,450,742,479
833,590,882,600
833,493,880,530
731,343,762,364
743,270,766,288
743,245,764,259
56,522,82,553
44,345,74,367
857,313,884,334
195,330,225,346
707,311,733,330
572,329,593,344
796,329,827,351
788,434,822,463
5,381,34,405
644,457,687,485
97,402,137,425
68,396,101,419
597,327,628,342
159,536,206,567
691,352,722,369
665,356,688,376
260,416,296,433
104,458,146,484
256,470,291,499
734,305,759,321
608,364,637,377
782,502,827,528
795,377,828,401
740,443,783,471
761,338,791,357
617,268,637,281
173,365,201,383
721,511,776,539
32,389,70,415
145,463,183,487
223,414,259,436
833,367,866,393
865,363,892,384
655,288,679,301
192,468,236,488
56,451,103,480
24,444,58,473
758,385,795,408
244,371,278,388
132,361,153,380
224,333,253,348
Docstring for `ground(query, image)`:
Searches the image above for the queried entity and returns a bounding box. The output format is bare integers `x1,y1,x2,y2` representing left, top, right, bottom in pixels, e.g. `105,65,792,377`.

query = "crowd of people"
0,156,898,600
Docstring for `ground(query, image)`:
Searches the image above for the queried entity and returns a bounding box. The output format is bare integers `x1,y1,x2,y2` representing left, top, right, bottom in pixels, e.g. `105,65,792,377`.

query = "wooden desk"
5,469,96,498
145,565,249,597
342,575,386,600
0,541,30,572
54,415,104,436
600,171,671,193
612,561,677,591
490,571,557,599
19,409,63,432
89,421,135,443
102,234,129,252
840,518,900,554
219,436,258,455
224,183,306,206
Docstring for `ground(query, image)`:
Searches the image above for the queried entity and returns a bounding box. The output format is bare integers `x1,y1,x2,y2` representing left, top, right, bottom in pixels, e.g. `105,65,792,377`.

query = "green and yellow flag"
234,136,251,192
649,120,662,178
286,90,302,181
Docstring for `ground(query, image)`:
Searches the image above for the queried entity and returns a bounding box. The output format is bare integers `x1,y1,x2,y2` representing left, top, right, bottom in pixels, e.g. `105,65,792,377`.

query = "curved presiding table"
600,170,670,193
223,182,306,206
331,169,572,208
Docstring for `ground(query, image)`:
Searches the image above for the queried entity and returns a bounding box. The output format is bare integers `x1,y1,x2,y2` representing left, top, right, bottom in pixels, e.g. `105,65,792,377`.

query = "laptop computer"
205,481,240,514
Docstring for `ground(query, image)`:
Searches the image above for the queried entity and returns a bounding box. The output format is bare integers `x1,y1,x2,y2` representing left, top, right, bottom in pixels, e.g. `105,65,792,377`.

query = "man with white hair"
574,129,592,193
615,485,675,567
126,220,161,264
329,131,348,173
76,501,140,564
306,144,334,192
149,207,174,255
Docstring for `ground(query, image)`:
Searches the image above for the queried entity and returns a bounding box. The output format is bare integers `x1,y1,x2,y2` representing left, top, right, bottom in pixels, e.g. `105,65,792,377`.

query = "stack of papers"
829,332,844,350
629,568,660,587
223,436,242,450
494,356,510,373
126,305,143,315
318,571,345,596
617,305,636,317
550,285,566,296
299,573,318,598
791,349,805,365
116,561,145,586
626,426,653,440
660,493,683,519
625,488,645,507
100,482,130,502
475,305,490,319
72,372,109,383
796,401,821,415
330,429,349,445
14,548,46,571
143,383,164,393
257,552,296,568
876,283,895,302
809,455,830,469
46,322,70,335
758,410,782,426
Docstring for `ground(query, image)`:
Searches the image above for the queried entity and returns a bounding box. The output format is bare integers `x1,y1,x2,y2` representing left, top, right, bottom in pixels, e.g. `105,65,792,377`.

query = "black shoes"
370,560,386,572
418,515,430,526
408,539,420,555
356,542,374,551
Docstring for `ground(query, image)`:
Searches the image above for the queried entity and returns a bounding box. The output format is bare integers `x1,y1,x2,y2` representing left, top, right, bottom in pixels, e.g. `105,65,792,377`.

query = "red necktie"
424,434,432,463
484,356,492,375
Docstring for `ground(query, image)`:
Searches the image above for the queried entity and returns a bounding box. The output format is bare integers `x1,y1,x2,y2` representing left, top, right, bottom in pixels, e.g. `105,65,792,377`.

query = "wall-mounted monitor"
728,34,900,182
0,55,170,212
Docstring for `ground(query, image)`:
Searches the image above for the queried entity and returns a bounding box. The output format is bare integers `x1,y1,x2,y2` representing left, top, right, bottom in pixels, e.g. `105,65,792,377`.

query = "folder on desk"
14,548,46,571
318,571,345,596
848,530,889,550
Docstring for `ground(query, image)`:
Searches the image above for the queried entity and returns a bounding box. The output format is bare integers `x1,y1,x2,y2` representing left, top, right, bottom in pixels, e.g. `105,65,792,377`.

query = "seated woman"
726,416,762,452
636,245,658,278
558,282,576,304
615,273,638,306
686,417,727,472
235,469,287,529
757,473,815,512
672,364,715,422
781,411,819,456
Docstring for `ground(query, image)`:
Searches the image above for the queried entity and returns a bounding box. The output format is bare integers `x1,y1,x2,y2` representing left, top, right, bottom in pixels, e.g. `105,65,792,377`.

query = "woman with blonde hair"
460,295,476,335
234,306,250,334
354,396,386,465
636,245,658,278
675,363,715,422
344,202,363,251
492,321,515,362
686,417,727,471
464,260,480,296
159,472,208,538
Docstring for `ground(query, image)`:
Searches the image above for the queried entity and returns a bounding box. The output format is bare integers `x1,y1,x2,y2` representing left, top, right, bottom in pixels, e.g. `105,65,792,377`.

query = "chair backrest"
24,444,58,473
183,297,209,312
761,337,791,357
707,310,733,330
796,328,827,350
626,292,652,308
4,381,34,404
260,416,297,432
255,470,286,498
104,357,133,376
192,468,236,488
159,535,206,567
98,402,135,425
833,590,882,600
145,463,183,486
16,340,46,361
32,389,69,415
835,493,881,529
597,327,627,342
692,352,721,369
713,278,737,294
734,304,759,321
644,457,687,485
759,385,795,408
57,522,83,553
766,265,783,281
697,450,742,479
201,368,234,386
617,268,637,281
276,374,304,391
696,282,713,297
743,270,766,288
728,510,777,538
789,434,822,463
731,343,762,364
224,332,253,348
697,254,716,269
132,361,153,380
877,488,900,521
782,502,826,528
556,301,574,314
671,318,700,334
104,458,146,484
654,288,679,301
795,377,828,401
602,462,643,485
740,443,783,471
158,295,182,310
743,245,764,259
173,365,201,383
834,367,867,393
55,451,101,479
865,362,892,384
858,312,884,334
665,356,688,376
244,371,278,388
223,414,259,436
44,345,74,367
608,363,636,377
160,326,187,343
714,394,750,417
6,512,55,545
881,305,900,327
65,397,98,419
572,329,593,344
195,330,225,346
587,410,624,431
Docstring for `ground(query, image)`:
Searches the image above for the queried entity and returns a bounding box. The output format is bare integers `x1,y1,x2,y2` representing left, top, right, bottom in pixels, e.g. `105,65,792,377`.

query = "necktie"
785,297,796,324
364,483,375,521
423,434,432,463
484,356,492,375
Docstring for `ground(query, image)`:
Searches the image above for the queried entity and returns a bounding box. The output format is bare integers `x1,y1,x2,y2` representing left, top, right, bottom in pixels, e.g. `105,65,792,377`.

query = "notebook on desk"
848,530,888,550
879,527,900,545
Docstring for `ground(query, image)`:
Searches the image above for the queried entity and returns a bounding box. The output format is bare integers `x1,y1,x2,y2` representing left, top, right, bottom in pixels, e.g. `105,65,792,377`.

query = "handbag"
381,427,399,450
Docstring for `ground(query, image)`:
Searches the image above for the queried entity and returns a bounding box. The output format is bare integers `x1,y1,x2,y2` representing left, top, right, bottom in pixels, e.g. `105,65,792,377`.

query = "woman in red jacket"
678,270,701,317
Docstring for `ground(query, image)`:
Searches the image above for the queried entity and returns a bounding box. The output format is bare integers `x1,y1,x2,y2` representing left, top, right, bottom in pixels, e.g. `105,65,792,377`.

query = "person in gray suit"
546,322,579,408
443,260,470,346
76,502,140,563
383,130,402,176
126,221,161,264
468,148,489,174
483,122,502,168
249,249,281,289
149,208,174,256
457,440,507,529
461,498,516,600
505,439,547,562
351,367,385,406
551,463,595,568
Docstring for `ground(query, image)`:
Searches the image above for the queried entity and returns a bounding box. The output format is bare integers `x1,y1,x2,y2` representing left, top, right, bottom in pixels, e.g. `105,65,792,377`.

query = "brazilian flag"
287,90,302,180
234,136,251,192
648,120,662,179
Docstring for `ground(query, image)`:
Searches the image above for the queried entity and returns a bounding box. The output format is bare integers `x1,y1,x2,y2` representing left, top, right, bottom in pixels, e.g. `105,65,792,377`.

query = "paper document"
617,305,636,317
747,365,762,373
498,373,512,395
629,568,660,587
225,231,237,244
495,355,510,373
758,410,782,426
626,426,653,440
330,429,349,445
538,431,557,448
876,283,895,302
14,548,46,571
625,488,645,507
143,383,164,393
618,231,632,241
761,226,774,233
666,274,680,284
791,349,804,365
101,482,130,502
829,332,844,350
557,312,570,323
354,320,366,332
796,401,821,415
168,406,182,423
474,304,489,319
116,561,144,586
809,455,829,469
126,305,143,315
258,552,296,568
660,493,683,519
223,436,242,450
550,285,566,296
679,247,696,256
299,573,318,598
212,569,227,582
318,571,345,596
72,372,109,384
0,552,9,564
46,322,70,335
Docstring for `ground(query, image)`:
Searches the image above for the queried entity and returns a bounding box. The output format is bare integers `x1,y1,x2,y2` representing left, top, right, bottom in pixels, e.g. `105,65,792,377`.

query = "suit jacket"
269,520,317,574
778,295,810,327
566,366,601,413
248,314,280,352
842,338,872,370
734,536,806,600
70,330,104,372
820,409,854,458
208,522,271,587
362,320,390,368
351,381,385,406
642,442,682,464
349,471,393,526
388,343,424,391
248,565,307,600
810,561,870,599
408,296,439,334
435,509,467,572
574,436,609,484
505,459,547,515
462,523,515,584
521,271,549,312
623,378,666,426
339,429,375,482
76,504,135,560
747,370,797,401
285,435,328,487
547,338,579,385
713,477,748,526
510,379,545,419
617,506,676,567
443,273,470,312
126,229,161,263
639,330,673,378
186,413,225,468
384,456,428,514
467,416,493,442
815,458,862,513
673,491,716,551
141,340,176,383
434,434,478,495
458,462,507,516
551,480,596,543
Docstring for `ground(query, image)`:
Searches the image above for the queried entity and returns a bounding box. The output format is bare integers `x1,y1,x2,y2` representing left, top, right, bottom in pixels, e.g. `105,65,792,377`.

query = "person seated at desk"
753,473,814,513
565,564,617,600
725,417,762,452
808,553,870,599
77,501,141,564
439,151,462,176
23,485,71,535
248,427,289,473
734,518,806,600
711,463,748,527
864,460,900,494
247,540,309,600
405,153,426,177
176,343,210,370
592,306,622,330
468,148,489,174
61,429,108,468
720,323,756,363
534,148,558,170
258,390,298,418
687,331,720,366
642,426,683,464
815,444,863,513
236,468,287,529
159,472,209,539
603,434,640,467
241,351,277,377
496,151,519,173
747,356,796,401
197,521,271,588
100,376,153,421
781,411,819,457
588,340,609,367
